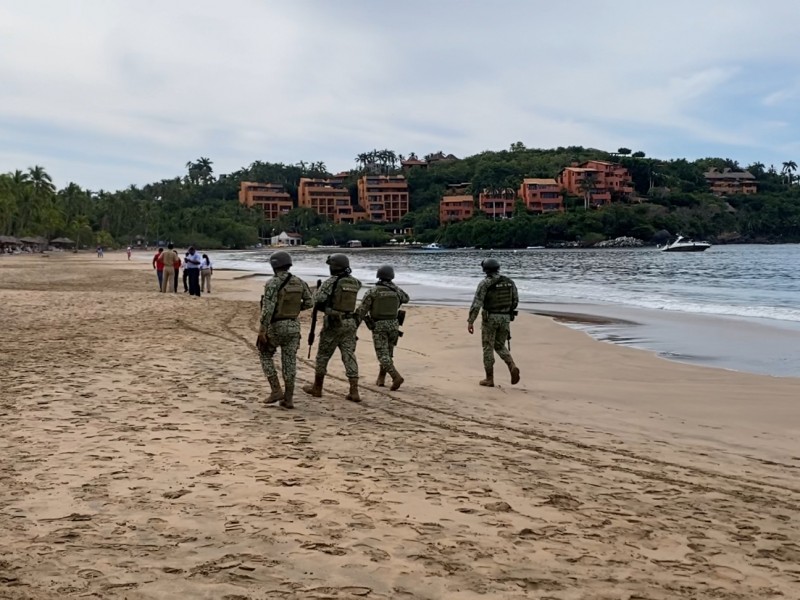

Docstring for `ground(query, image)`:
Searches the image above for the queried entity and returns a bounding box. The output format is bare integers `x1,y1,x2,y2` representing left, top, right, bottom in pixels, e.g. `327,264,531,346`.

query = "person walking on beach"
357,264,409,391
126,246,132,260
184,247,202,296
160,244,179,293
303,254,363,402
257,251,313,409
200,253,213,294
152,247,164,290
467,258,521,387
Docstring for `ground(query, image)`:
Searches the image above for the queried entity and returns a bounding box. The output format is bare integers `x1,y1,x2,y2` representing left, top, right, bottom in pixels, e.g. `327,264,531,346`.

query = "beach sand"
1,252,799,599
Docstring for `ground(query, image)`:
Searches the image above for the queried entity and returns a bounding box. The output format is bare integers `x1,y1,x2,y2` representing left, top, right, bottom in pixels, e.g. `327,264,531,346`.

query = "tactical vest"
273,275,304,319
331,276,358,313
483,276,514,313
370,286,400,320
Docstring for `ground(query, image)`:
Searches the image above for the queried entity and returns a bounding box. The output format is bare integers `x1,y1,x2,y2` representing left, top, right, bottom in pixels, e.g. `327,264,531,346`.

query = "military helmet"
269,250,292,270
376,264,395,281
481,258,500,273
326,253,350,274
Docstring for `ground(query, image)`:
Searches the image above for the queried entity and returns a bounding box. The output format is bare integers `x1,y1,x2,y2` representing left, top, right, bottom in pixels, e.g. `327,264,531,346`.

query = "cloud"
1,0,799,189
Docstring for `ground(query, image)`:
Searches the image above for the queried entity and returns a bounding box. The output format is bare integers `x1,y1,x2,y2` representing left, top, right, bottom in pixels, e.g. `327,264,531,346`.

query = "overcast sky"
1,0,799,191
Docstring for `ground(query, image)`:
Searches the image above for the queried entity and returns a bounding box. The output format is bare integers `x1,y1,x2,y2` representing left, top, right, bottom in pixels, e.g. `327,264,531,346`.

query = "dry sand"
1,252,799,599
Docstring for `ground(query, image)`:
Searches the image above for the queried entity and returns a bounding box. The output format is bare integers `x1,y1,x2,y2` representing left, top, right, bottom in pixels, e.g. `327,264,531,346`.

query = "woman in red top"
152,248,164,290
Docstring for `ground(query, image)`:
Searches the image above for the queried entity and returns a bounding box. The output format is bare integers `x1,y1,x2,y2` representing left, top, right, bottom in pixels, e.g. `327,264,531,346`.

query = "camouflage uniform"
259,271,313,389
468,273,519,381
357,282,409,385
312,274,362,378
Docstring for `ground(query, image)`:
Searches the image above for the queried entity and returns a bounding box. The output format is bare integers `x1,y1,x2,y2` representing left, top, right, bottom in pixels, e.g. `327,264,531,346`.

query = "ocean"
210,244,800,378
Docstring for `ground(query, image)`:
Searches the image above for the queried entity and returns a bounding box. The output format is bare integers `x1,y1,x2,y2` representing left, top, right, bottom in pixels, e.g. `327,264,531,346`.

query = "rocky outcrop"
594,236,644,248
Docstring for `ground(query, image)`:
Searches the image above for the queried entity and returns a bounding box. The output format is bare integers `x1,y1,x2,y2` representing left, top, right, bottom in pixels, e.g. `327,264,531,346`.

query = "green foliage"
306,237,321,247
95,230,115,248
2,144,799,252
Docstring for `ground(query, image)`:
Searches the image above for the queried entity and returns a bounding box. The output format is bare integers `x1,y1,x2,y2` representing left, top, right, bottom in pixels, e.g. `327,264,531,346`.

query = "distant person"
303,254,362,402
152,247,164,290
160,244,179,293
182,251,190,293
467,258,521,387
173,254,182,293
257,251,313,409
357,264,409,391
96,246,103,258
184,247,202,296
126,246,132,260
200,253,213,293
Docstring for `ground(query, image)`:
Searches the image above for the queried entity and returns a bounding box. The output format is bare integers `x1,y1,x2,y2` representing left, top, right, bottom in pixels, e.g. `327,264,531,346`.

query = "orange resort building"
518,178,563,213
357,175,409,223
479,189,516,219
298,177,365,224
704,168,757,196
440,194,474,223
238,182,293,221
557,160,634,207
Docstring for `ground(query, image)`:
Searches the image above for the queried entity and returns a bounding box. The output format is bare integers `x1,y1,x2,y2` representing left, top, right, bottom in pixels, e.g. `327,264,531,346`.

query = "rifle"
307,279,322,358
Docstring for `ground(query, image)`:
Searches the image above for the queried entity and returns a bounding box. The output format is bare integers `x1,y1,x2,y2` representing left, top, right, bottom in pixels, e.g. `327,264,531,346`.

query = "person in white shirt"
200,253,213,294
184,247,202,296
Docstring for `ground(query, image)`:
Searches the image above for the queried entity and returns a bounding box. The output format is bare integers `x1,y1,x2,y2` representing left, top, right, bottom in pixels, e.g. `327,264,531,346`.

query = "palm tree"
196,157,214,184
578,172,597,209
781,160,797,185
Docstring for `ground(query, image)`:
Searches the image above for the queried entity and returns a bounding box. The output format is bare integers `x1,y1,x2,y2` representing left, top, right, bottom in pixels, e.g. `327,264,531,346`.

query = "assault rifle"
307,279,322,358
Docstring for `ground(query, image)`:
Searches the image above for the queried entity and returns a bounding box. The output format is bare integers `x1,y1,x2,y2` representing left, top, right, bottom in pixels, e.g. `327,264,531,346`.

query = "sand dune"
1,252,798,599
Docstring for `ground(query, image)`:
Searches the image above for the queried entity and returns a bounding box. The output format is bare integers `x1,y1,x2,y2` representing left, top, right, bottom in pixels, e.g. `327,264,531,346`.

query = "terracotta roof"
704,169,755,180
523,178,558,185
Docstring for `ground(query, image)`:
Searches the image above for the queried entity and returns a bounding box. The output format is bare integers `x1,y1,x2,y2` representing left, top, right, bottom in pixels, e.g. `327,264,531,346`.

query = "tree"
578,172,597,210
617,147,631,157
631,151,646,159
781,160,797,185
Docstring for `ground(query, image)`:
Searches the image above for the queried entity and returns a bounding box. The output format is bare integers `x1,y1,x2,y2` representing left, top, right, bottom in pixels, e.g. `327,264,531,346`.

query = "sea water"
213,245,800,377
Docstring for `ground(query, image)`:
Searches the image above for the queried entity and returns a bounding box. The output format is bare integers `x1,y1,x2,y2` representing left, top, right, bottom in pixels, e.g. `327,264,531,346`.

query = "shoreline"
13,249,800,378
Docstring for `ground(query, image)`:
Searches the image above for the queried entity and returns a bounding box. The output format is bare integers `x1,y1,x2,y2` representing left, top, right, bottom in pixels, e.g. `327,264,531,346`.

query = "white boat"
660,235,711,252
526,245,545,250
421,242,444,250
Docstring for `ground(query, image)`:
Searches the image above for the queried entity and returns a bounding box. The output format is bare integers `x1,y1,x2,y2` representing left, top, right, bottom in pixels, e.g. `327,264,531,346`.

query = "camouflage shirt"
260,271,313,328
468,273,519,325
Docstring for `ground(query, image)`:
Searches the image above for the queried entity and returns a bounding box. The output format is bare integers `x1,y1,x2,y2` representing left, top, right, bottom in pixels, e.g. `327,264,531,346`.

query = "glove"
256,328,269,351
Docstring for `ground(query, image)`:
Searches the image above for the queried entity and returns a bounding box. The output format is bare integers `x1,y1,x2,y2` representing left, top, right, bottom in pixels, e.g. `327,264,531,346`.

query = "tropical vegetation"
2,144,799,249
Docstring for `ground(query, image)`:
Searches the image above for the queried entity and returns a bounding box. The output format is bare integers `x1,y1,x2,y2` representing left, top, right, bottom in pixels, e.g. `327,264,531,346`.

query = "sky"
1,0,799,191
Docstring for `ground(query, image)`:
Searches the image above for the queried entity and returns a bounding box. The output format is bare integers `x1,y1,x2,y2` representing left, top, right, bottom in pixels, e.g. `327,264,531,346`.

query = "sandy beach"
1,252,799,599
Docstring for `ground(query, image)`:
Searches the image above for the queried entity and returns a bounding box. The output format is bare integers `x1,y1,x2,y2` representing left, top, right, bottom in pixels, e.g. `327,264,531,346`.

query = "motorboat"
421,242,444,250
660,235,711,252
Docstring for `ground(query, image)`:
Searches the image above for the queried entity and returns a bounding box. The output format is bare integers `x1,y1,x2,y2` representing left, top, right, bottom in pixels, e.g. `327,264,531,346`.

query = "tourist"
152,247,164,290
126,246,132,260
184,247,202,296
160,244,179,293
200,253,213,294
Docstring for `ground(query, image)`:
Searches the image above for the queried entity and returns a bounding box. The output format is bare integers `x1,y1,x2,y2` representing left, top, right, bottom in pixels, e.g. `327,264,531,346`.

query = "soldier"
257,250,313,409
357,265,409,391
303,253,362,402
467,258,521,387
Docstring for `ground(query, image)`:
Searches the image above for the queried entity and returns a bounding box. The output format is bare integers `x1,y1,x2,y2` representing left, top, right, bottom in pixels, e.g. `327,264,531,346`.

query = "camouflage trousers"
480,313,513,370
371,320,400,375
314,318,359,378
259,320,301,386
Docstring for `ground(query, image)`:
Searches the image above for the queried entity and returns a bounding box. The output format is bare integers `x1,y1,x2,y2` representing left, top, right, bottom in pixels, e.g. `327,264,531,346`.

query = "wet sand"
1,252,799,599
